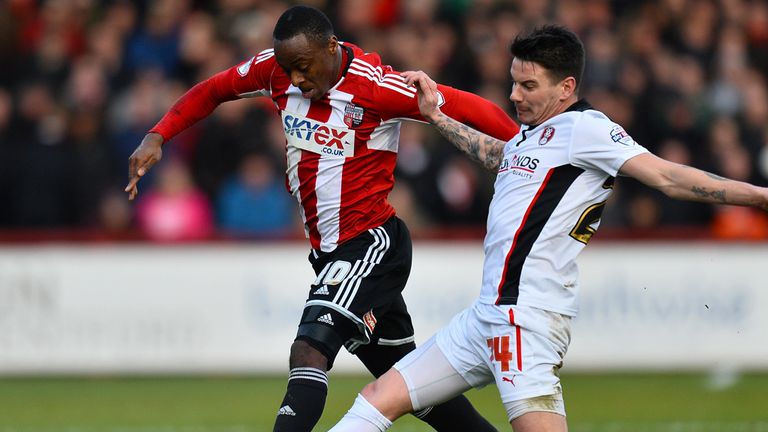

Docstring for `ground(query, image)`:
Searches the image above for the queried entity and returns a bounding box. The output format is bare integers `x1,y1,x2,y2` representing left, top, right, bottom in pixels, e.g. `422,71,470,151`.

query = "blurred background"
1,0,767,431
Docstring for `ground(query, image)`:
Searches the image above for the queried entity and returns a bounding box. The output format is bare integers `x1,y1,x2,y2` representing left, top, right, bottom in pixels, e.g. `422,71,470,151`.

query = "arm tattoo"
691,185,726,203
483,134,506,169
432,114,506,171
677,165,730,202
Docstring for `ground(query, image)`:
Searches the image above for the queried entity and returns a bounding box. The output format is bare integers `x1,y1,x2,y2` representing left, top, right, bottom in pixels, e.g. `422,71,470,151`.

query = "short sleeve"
569,111,649,176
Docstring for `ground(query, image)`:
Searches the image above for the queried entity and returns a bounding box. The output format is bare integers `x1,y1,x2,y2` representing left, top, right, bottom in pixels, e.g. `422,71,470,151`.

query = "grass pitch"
1,373,767,431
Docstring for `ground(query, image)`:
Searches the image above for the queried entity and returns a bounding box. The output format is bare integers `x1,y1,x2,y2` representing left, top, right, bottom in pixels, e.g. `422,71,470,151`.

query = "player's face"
274,33,339,101
509,58,570,125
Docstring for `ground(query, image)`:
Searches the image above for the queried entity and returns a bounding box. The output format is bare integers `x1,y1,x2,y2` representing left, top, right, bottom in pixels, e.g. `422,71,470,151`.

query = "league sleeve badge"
610,125,635,146
237,56,255,77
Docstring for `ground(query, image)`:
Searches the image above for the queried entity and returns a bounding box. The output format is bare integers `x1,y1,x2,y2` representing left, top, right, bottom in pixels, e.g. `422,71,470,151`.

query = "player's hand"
401,70,441,123
124,132,164,200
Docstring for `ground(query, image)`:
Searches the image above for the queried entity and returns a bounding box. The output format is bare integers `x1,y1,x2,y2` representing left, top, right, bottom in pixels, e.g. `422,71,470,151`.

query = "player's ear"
327,35,338,54
561,76,577,101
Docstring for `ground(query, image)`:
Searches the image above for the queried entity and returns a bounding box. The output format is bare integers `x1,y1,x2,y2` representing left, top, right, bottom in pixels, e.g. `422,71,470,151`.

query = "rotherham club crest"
344,103,364,128
539,126,555,145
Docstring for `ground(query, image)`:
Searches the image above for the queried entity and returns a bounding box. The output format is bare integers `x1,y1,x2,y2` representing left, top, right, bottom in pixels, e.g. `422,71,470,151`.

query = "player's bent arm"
429,110,508,171
125,67,247,199
620,152,768,210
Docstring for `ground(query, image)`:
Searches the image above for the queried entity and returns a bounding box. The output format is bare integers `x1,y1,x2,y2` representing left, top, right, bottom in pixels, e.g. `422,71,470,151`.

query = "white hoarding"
0,242,765,374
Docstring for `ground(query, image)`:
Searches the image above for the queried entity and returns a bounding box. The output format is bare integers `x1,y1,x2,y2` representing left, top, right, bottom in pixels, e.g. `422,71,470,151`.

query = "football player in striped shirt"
124,5,518,432
329,25,768,432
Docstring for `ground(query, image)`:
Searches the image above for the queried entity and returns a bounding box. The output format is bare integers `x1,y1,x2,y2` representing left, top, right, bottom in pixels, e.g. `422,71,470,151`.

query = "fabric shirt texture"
479,100,649,316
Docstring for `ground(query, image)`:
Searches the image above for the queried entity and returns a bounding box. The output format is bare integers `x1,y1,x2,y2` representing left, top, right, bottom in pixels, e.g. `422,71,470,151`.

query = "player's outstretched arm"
123,68,244,200
402,70,508,171
620,152,768,210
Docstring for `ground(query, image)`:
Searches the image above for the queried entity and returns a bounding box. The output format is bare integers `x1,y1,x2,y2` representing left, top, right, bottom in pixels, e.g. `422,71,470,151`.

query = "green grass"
0,373,767,431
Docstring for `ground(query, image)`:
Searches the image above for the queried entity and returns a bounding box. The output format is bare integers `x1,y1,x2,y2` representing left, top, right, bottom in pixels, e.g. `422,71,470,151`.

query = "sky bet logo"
498,154,539,179
283,112,355,157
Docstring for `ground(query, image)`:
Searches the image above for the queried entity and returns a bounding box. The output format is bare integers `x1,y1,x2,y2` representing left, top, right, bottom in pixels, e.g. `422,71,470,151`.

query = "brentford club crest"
539,126,555,145
344,103,364,128
363,310,377,333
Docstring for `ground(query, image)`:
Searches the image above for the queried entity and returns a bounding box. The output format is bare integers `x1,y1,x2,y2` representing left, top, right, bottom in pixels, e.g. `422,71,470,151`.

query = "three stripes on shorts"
331,226,390,309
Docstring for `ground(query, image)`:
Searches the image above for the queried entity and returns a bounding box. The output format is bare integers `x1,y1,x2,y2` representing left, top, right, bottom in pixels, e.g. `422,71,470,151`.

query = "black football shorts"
295,216,415,364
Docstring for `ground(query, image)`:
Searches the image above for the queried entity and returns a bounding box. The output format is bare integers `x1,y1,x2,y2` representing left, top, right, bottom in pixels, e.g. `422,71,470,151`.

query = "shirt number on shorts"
314,260,353,285
487,336,514,372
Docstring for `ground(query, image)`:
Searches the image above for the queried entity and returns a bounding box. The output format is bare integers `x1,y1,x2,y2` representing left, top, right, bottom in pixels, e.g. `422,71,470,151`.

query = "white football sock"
327,394,393,431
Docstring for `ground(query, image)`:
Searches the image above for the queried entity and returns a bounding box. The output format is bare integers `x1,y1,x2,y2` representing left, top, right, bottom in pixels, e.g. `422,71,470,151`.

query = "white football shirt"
479,100,648,316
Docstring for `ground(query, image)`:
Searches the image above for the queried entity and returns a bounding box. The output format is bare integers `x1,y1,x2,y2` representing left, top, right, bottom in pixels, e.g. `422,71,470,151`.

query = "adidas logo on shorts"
313,285,330,295
317,313,334,326
278,405,296,416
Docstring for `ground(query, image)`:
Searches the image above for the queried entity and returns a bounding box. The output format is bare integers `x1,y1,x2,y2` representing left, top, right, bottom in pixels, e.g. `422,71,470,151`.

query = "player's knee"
288,339,329,370
359,379,380,400
508,394,567,432
293,316,351,370
510,411,567,432
360,369,412,418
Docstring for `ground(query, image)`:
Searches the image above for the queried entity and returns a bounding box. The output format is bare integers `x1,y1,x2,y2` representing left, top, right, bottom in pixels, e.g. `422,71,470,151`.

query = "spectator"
7,82,79,227
124,0,187,78
135,157,213,241
216,152,297,236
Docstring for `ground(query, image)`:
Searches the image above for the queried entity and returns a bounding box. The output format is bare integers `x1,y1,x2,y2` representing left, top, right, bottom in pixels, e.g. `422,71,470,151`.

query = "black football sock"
272,367,328,432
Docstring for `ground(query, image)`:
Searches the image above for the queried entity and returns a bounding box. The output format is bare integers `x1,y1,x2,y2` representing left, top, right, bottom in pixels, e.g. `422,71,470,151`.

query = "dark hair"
273,5,334,45
509,25,585,89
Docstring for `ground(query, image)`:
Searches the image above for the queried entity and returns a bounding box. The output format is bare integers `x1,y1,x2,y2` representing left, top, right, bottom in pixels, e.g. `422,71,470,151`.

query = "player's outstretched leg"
272,340,329,432
355,341,497,432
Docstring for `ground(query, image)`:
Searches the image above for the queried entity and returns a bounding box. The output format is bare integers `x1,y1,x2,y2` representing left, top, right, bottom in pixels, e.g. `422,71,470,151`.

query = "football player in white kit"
328,25,768,432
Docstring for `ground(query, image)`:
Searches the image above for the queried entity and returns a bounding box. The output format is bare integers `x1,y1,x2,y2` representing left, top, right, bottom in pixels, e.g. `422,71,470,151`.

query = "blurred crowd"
1,0,768,241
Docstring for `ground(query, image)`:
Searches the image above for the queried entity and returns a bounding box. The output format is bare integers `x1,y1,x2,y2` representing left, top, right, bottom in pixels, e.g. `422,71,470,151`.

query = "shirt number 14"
487,336,515,372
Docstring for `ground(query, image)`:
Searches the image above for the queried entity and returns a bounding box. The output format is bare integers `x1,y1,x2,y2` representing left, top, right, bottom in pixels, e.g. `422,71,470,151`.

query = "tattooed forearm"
691,185,726,203
432,113,506,171
483,135,505,169
670,163,767,209
433,115,482,162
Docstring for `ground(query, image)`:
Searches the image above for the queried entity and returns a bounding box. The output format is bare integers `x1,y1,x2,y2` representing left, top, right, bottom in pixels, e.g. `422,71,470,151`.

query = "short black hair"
510,25,585,89
273,5,333,45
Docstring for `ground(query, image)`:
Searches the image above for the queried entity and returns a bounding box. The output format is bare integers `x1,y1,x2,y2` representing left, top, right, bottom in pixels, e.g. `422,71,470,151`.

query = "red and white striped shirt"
150,42,519,252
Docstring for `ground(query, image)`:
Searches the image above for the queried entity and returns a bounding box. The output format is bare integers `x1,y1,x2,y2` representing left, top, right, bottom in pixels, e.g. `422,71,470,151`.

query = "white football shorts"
394,300,571,421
